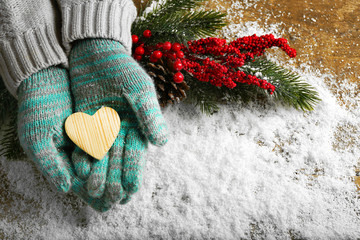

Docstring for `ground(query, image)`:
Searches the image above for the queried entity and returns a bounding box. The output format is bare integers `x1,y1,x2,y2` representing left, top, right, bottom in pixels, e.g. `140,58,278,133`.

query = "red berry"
163,42,172,51
152,50,163,59
156,43,163,48
173,61,183,71
173,72,184,83
132,35,139,44
135,46,145,55
172,43,181,52
176,50,184,58
134,54,142,61
150,55,158,63
143,30,151,38
168,52,177,60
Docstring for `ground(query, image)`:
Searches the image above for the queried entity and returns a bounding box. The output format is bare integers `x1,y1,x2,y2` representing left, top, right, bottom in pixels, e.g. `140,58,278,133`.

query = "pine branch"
0,113,25,160
241,57,321,111
1,79,8,126
185,68,270,114
135,0,204,24
155,0,204,13
132,0,227,44
0,77,25,160
224,82,268,104
135,11,227,45
133,0,202,35
184,57,320,113
184,72,220,114
0,78,17,128
184,74,262,114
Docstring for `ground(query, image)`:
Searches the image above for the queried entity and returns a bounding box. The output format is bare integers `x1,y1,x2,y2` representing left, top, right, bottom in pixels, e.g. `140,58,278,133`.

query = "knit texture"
57,0,137,54
69,39,168,202
17,67,74,192
71,173,112,212
17,66,113,212
0,0,68,98
0,0,136,98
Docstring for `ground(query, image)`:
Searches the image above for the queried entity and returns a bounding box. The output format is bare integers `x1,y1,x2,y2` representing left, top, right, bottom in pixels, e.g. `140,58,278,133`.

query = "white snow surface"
1,4,360,240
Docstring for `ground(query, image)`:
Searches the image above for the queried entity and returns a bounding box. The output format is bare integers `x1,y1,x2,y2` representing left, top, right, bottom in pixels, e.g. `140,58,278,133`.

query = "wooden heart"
65,107,121,160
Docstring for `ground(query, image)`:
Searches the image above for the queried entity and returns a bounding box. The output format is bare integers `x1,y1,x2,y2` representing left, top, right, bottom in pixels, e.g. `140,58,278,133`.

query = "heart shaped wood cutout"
65,107,121,160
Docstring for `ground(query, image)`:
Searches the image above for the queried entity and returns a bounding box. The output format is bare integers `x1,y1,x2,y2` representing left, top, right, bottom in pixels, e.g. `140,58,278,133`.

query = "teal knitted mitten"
17,67,112,211
18,67,74,192
69,39,168,202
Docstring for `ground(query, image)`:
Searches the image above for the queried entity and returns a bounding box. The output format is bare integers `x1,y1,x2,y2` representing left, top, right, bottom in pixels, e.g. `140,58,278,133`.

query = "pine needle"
0,114,25,160
132,0,227,44
0,78,25,160
0,79,17,130
136,0,204,22
0,79,15,127
185,57,320,114
241,57,321,111
184,72,221,115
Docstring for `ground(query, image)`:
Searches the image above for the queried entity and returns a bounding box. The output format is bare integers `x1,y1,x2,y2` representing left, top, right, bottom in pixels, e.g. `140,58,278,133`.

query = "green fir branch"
185,57,320,114
133,0,201,35
135,0,204,25
184,72,220,115
1,80,11,126
0,78,25,160
156,0,204,13
241,57,321,111
186,78,268,115
143,11,226,44
0,79,17,128
184,71,266,115
0,114,25,160
132,0,227,44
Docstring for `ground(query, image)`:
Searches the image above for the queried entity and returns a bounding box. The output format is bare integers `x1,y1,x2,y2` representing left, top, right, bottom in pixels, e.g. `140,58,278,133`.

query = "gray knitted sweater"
0,0,137,97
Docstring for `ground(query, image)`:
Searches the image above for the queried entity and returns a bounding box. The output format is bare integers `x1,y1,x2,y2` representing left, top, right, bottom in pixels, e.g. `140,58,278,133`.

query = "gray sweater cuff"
0,25,68,98
61,0,137,54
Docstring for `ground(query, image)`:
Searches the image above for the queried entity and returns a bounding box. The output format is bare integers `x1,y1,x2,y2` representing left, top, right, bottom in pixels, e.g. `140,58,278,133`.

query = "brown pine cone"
146,62,190,107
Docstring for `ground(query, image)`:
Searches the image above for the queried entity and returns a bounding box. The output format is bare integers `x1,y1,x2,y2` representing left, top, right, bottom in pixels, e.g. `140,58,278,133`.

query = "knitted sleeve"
0,0,137,97
55,0,137,54
0,0,68,98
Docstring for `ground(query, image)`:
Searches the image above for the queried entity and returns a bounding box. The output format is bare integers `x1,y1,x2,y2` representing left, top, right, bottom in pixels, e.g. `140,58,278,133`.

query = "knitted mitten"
18,67,74,192
69,39,168,202
17,66,112,211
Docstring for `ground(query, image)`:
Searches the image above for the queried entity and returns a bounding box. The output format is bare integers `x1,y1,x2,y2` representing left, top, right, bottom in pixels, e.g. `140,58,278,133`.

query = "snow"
1,2,360,239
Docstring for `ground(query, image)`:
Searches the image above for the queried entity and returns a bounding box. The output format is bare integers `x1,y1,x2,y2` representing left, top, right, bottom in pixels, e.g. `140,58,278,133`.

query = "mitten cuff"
0,25,68,98
61,0,137,55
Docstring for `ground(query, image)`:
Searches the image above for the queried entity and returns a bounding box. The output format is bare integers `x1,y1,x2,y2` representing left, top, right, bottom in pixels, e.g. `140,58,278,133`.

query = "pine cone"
146,62,190,108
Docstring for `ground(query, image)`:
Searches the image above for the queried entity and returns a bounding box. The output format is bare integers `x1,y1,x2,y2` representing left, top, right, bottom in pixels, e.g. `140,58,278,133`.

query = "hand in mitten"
69,39,168,203
17,66,112,211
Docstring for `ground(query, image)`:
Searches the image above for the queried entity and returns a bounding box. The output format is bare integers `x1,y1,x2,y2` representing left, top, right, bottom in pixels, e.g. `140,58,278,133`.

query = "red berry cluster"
180,35,296,93
230,34,296,58
132,30,296,93
132,30,185,83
